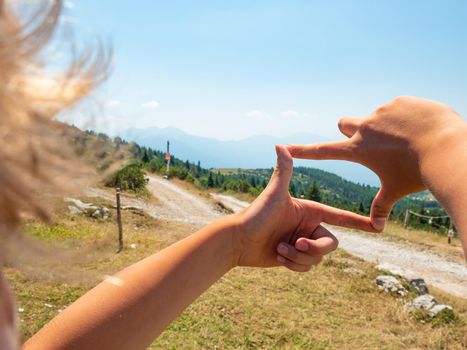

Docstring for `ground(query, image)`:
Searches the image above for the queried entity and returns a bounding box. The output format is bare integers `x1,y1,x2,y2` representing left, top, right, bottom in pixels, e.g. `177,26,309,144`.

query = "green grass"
25,223,96,241
5,198,467,349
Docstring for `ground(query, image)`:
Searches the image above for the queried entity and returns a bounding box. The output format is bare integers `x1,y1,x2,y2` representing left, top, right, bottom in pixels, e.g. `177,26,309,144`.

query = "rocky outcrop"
375,275,408,296
66,198,111,219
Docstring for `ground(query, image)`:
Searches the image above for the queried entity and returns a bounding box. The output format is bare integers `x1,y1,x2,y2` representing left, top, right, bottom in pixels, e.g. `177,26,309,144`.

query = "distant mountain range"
118,127,379,186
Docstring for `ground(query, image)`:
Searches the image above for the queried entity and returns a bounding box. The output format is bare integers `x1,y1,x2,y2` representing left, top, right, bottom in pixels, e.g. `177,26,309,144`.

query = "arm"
286,96,467,254
418,121,467,252
24,146,375,350
24,218,237,350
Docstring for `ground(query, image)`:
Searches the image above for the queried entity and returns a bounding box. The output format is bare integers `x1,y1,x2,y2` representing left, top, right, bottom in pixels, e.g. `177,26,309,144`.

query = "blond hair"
0,0,109,232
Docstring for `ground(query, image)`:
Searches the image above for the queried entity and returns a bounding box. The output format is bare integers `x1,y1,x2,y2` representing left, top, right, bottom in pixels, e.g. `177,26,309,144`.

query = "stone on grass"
375,275,407,296
102,207,110,219
68,205,82,215
406,294,437,311
428,304,454,318
408,278,429,295
66,198,111,219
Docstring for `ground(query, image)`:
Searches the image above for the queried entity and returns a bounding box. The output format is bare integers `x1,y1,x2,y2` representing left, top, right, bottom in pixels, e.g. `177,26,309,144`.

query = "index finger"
286,139,357,162
320,202,378,232
300,199,378,233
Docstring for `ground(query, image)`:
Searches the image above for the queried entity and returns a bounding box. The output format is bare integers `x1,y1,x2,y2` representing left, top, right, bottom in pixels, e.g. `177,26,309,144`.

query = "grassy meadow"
4,197,467,349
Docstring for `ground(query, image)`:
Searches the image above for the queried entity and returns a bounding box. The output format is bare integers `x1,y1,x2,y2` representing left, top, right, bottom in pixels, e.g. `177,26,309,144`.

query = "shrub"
106,162,147,192
148,158,164,173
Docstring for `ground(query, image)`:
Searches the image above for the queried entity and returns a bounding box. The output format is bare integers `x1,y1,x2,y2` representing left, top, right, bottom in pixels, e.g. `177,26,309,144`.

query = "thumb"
267,144,293,192
370,187,396,231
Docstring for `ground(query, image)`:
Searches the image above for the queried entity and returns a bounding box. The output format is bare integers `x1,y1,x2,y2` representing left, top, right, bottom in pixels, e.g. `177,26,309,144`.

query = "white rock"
428,304,454,318
406,294,437,311
18,308,25,313
44,303,54,308
68,205,82,215
65,198,98,212
130,243,137,249
375,275,408,296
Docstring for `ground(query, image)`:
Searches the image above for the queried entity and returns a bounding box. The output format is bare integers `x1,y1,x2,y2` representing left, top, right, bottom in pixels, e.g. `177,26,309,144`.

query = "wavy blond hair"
0,0,109,232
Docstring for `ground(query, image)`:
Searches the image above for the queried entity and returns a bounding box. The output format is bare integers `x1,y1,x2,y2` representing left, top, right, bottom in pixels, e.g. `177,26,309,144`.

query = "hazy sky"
58,0,467,140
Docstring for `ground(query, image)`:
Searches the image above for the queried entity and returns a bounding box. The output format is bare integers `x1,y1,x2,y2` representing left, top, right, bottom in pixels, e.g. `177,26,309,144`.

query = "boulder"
406,294,437,311
375,275,407,296
102,207,110,219
66,198,111,219
428,304,454,318
408,278,429,295
68,205,82,215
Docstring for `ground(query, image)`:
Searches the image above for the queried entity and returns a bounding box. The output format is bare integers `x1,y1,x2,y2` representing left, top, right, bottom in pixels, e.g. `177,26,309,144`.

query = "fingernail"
277,255,286,263
296,240,308,252
372,217,386,231
277,243,288,255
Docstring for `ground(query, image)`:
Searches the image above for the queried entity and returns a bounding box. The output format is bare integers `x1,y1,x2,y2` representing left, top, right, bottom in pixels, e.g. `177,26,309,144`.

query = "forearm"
419,121,467,255
24,216,239,350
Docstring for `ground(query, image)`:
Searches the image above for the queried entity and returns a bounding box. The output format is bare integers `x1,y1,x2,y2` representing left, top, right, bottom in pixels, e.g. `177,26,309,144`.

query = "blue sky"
58,0,467,140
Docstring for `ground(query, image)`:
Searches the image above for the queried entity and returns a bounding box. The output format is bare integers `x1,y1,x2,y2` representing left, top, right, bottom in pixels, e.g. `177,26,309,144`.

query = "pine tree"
208,172,214,188
289,182,297,197
141,150,150,163
358,202,365,213
305,181,322,202
249,176,257,188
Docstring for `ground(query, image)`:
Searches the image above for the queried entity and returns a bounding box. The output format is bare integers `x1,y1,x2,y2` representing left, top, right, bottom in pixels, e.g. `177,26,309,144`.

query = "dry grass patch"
380,222,464,263
3,201,466,349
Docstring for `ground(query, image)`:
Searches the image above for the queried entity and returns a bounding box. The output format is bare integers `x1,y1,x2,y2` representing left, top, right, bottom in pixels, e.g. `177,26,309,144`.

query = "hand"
232,145,376,272
286,96,465,231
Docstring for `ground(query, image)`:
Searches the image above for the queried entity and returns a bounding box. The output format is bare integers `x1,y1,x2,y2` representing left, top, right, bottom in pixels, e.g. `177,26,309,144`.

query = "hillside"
118,126,380,186
66,124,450,233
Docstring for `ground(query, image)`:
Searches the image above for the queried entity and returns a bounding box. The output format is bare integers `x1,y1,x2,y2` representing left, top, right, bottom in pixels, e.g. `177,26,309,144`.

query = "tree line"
86,130,450,235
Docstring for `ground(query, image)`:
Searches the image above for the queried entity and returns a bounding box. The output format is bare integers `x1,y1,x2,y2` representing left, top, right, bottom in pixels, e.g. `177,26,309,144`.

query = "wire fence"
403,209,455,244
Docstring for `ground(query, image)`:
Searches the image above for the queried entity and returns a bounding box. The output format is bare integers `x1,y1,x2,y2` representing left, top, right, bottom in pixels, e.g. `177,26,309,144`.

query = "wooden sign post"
165,140,171,174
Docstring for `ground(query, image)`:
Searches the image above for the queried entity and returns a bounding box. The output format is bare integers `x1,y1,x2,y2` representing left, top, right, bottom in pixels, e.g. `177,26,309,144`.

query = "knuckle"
393,95,409,104
289,145,304,156
337,118,346,130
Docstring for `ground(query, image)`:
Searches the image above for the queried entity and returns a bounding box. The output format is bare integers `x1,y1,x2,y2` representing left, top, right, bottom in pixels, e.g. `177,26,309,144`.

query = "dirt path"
330,228,467,299
87,175,467,299
210,193,250,213
85,176,221,226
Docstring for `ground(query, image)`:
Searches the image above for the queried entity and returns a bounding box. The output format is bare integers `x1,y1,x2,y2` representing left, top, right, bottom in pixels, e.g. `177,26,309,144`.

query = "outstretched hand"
233,145,376,272
285,96,465,231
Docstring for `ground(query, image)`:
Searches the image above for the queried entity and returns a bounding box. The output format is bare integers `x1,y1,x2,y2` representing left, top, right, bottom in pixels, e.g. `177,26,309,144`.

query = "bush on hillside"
106,162,147,193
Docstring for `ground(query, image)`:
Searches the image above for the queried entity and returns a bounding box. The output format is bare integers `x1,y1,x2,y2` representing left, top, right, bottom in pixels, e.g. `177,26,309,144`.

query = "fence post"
447,220,454,245
116,187,123,253
403,209,410,228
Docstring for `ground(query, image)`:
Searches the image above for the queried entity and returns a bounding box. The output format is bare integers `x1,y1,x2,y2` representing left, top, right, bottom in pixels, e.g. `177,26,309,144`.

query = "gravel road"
88,175,467,299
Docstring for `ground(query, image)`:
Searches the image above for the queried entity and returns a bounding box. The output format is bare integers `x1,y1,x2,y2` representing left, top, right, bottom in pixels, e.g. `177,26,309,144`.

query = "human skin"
22,145,375,350
286,96,467,255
